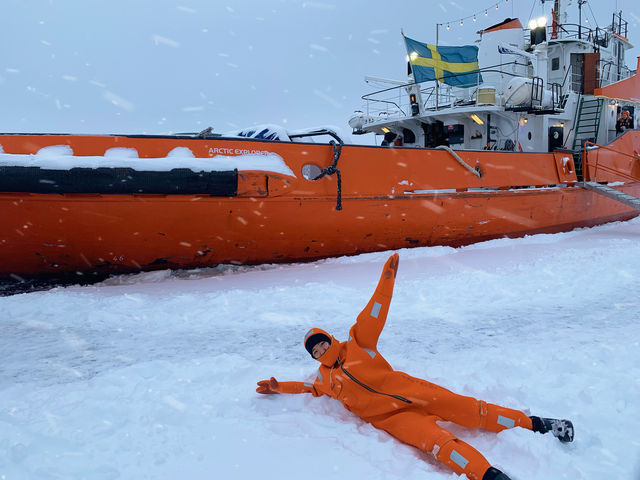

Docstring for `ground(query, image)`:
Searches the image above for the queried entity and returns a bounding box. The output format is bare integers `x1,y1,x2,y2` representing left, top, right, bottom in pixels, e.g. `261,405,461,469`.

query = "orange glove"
256,377,280,394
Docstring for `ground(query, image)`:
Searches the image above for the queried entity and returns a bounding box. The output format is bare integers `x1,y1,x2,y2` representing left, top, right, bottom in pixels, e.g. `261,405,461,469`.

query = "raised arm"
349,253,399,351
256,377,316,395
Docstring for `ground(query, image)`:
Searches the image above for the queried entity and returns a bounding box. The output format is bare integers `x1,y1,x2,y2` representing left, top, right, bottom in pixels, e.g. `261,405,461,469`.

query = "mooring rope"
313,140,343,210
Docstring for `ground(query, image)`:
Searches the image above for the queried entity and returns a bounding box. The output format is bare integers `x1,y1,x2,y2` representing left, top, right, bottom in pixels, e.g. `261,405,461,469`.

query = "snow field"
1,218,640,479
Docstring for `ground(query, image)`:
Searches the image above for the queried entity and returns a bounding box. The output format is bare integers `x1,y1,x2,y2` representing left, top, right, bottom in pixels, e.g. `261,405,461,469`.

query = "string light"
436,0,508,32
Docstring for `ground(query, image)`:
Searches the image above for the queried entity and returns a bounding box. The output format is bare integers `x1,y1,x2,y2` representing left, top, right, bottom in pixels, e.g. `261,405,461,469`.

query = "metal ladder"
580,182,640,210
572,97,603,150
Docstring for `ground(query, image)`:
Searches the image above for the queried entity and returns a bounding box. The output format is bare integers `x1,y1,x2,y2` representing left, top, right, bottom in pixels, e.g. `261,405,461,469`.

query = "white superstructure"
349,5,638,155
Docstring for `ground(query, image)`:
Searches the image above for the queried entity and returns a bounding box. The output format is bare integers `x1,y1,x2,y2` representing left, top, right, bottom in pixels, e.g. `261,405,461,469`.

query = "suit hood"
304,327,341,367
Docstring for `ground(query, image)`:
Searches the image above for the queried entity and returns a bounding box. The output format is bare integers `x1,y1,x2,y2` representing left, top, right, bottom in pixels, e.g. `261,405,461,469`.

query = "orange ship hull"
1,131,639,279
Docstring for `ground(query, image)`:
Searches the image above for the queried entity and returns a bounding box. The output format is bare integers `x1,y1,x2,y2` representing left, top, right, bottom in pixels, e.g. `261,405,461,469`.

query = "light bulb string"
437,0,510,29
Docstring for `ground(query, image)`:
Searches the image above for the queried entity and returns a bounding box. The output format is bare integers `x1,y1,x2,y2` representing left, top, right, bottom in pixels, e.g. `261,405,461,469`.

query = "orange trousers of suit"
366,372,533,480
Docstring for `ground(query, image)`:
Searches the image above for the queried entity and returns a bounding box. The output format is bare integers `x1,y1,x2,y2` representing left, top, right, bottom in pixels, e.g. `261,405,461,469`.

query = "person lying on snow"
256,253,573,480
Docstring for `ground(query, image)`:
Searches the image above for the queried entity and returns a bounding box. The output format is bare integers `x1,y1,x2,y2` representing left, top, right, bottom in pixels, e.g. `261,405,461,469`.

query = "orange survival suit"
257,254,533,480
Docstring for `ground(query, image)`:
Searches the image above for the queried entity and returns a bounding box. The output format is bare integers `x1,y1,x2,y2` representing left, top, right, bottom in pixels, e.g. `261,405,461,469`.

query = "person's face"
312,341,330,359
622,112,629,118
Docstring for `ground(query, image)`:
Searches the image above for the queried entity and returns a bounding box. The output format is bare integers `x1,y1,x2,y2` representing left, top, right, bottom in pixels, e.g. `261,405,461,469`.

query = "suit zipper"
340,365,412,404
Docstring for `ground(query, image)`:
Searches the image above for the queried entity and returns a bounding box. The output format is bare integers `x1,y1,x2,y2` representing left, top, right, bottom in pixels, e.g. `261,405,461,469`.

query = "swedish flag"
404,35,482,88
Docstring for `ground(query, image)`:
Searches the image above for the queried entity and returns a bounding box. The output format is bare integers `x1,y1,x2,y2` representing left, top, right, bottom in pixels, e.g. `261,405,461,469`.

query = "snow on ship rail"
0,138,298,195
0,126,346,195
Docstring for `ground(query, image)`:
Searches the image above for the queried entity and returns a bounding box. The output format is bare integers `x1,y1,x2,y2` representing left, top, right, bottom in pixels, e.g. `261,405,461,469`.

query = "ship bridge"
349,9,638,154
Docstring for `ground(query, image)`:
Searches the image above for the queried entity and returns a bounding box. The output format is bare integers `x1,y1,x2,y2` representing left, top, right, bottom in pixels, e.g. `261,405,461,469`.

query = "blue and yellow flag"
404,35,482,87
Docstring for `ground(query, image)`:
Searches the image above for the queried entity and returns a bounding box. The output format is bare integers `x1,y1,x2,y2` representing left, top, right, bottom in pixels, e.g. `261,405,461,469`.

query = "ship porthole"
301,164,323,180
528,132,532,140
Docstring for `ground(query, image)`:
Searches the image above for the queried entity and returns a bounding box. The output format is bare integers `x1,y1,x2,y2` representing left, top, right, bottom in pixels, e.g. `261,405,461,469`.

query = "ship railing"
359,61,531,120
570,66,583,94
558,60,633,96
611,11,629,39
358,81,454,120
597,61,635,88
527,13,628,46
583,140,640,183
558,63,582,96
528,23,610,48
554,24,610,47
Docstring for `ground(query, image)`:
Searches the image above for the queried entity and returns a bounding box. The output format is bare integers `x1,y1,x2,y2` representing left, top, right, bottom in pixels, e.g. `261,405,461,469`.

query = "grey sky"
0,0,637,142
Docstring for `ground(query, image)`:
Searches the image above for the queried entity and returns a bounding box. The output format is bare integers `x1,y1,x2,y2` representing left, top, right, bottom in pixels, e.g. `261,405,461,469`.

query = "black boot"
482,466,512,480
530,416,574,442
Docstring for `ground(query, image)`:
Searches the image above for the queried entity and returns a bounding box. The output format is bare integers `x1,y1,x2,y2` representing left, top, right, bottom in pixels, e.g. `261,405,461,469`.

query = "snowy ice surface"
1,219,640,479
0,148,296,176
